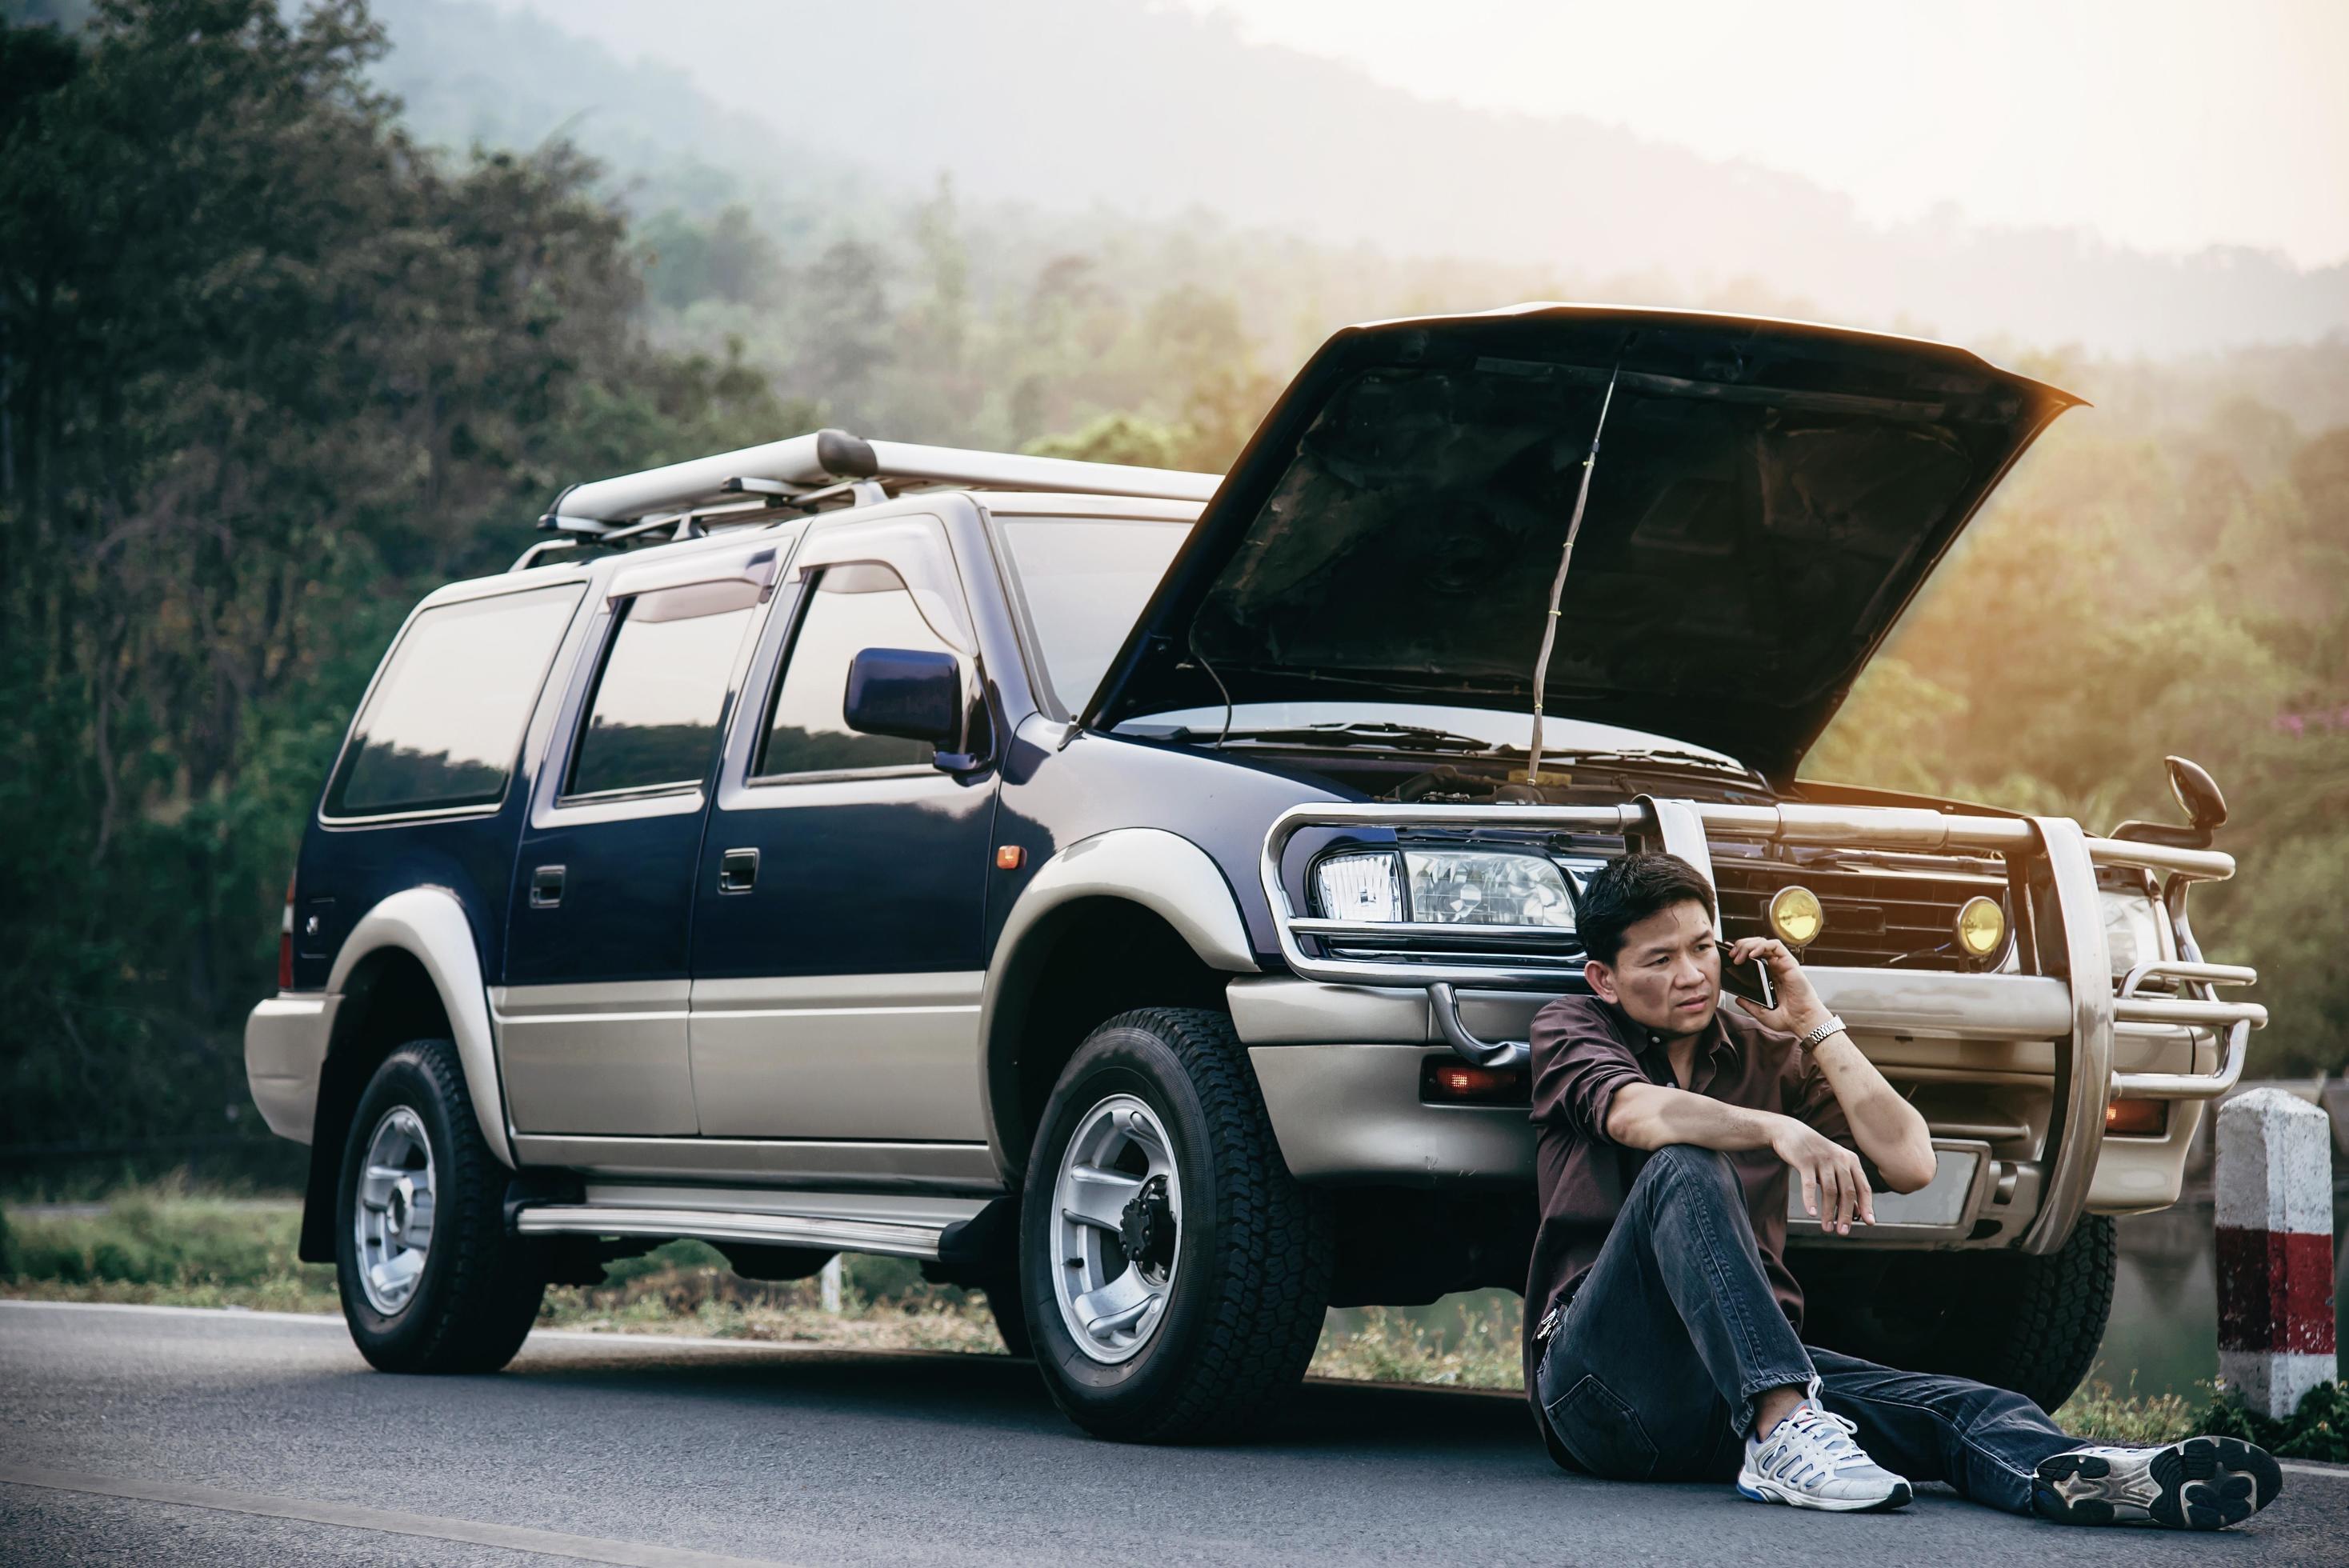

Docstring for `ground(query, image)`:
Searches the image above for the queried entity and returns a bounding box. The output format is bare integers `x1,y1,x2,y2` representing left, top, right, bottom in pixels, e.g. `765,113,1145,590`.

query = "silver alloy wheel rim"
1050,1093,1183,1365
353,1106,436,1315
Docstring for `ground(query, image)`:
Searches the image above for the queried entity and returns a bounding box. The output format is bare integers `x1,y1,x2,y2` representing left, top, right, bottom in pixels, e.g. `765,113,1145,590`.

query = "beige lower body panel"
687,971,986,1141
243,994,338,1144
493,981,697,1136
1249,1043,1531,1184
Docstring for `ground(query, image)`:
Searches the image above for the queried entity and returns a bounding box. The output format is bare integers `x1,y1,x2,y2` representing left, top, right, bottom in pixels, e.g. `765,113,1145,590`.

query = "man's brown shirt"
1520,993,1876,1390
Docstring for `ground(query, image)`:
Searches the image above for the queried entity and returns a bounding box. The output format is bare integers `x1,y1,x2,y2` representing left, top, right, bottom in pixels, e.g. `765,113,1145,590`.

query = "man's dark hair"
1577,852,1718,966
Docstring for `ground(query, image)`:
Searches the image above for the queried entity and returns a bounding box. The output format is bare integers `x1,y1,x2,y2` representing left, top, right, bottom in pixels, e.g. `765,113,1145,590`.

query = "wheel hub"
352,1106,436,1316
1117,1176,1176,1280
1050,1094,1183,1366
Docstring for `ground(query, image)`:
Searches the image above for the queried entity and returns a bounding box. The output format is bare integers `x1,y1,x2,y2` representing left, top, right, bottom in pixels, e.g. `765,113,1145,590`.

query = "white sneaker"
2033,1438,2283,1529
1738,1401,1913,1513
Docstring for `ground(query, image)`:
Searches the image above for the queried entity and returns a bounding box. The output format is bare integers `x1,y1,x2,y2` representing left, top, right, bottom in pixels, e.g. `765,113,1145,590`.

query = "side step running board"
512,1205,947,1261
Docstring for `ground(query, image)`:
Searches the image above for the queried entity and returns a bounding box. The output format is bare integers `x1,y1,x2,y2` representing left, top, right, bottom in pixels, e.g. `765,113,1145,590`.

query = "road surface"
2,1300,2343,1566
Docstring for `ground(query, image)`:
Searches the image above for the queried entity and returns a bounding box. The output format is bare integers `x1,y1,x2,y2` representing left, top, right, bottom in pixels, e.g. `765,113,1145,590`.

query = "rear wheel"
1020,1007,1332,1443
334,1039,546,1373
1802,1215,2117,1412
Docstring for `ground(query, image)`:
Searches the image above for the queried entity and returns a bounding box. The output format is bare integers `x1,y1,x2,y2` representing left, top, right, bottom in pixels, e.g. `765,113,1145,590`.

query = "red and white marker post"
2216,1087,2338,1420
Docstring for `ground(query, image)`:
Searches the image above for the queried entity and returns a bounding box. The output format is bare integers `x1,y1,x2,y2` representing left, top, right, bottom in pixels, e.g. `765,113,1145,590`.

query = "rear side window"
326,585,582,819
566,591,758,798
757,564,956,778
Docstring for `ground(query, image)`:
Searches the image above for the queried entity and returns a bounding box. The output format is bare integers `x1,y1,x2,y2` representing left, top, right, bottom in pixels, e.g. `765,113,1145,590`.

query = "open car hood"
1083,304,2079,785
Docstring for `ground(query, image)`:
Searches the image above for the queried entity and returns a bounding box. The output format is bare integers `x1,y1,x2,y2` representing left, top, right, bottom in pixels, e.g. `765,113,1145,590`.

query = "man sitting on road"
1526,851,2283,1527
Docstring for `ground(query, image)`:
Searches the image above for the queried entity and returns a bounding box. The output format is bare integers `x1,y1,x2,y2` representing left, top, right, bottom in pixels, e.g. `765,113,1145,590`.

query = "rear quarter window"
324,584,583,819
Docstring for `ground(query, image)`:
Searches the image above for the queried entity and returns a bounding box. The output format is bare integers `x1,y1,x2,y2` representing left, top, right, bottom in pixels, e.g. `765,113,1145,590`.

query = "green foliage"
3,1194,319,1292
638,205,778,312
2055,1376,2199,1446
1025,411,1186,470
0,1,805,1154
2198,1381,2349,1463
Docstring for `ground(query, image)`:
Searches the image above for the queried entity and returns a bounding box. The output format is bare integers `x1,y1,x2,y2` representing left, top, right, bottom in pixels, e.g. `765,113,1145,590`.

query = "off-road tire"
1020,1008,1334,1443
335,1039,546,1374
1803,1214,2116,1412
1961,1213,2119,1410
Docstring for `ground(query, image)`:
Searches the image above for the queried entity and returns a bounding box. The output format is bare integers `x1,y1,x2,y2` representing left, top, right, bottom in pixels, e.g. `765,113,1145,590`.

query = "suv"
246,305,2263,1442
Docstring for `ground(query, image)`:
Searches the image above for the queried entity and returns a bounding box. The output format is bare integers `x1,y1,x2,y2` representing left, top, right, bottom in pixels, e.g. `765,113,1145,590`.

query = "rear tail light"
278,873,296,990
1419,1054,1530,1106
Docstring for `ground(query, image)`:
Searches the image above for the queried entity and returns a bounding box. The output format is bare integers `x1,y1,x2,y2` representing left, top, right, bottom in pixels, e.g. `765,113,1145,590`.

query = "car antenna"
1524,358,1623,785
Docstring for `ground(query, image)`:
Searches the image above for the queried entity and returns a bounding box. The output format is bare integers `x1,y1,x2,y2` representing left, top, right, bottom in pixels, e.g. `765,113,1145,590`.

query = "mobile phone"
1715,940,1775,1010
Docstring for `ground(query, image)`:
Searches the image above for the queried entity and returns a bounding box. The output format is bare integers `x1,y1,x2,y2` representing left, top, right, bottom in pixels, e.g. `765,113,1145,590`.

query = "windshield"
1000,515,1191,714
1113,700,1750,770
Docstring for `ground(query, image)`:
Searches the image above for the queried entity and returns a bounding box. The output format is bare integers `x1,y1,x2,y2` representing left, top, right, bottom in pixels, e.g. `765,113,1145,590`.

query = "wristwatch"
1795,1015,1847,1052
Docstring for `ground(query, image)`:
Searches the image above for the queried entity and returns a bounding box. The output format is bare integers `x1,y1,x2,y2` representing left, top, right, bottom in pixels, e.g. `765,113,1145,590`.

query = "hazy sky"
482,0,2349,270
1180,0,2349,268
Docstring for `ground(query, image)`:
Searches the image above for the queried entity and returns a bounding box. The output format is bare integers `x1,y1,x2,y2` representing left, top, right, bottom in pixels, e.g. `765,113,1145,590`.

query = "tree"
0,0,790,1150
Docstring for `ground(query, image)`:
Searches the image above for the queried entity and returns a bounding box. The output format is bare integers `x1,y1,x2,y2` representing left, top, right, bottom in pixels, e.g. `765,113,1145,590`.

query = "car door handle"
718,848,759,894
530,864,565,908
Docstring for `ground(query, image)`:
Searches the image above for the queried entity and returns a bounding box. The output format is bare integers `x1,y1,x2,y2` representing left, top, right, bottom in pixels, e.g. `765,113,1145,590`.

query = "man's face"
1587,899,1719,1038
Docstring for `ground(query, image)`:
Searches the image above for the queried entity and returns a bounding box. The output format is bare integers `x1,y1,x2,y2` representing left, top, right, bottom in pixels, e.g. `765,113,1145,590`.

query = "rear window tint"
326,585,582,818
566,592,757,798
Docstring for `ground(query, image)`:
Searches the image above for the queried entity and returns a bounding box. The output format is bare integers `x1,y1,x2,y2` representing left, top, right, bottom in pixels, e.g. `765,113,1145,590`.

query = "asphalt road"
3,1302,2343,1567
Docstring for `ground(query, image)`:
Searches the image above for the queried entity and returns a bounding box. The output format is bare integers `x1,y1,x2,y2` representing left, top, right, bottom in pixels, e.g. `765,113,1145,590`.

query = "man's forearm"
1801,1029,1937,1191
1605,1082,1787,1153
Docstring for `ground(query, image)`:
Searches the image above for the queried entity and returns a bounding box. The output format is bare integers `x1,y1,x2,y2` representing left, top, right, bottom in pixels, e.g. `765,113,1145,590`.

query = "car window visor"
792,516,978,658
607,546,781,622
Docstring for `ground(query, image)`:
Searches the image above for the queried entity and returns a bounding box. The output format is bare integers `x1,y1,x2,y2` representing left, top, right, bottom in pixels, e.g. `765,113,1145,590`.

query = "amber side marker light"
1420,1056,1530,1106
2105,1099,2168,1137
994,845,1026,870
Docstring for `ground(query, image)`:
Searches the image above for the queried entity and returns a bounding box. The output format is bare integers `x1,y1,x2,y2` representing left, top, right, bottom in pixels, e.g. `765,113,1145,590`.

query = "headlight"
2100,886,2165,978
1313,849,1575,927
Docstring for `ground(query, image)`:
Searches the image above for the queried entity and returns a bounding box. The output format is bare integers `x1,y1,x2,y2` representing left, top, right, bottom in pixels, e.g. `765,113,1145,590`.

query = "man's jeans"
1535,1144,2081,1514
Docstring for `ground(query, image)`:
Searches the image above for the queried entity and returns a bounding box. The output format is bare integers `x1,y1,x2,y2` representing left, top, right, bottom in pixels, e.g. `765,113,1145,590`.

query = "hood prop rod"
1525,360,1622,785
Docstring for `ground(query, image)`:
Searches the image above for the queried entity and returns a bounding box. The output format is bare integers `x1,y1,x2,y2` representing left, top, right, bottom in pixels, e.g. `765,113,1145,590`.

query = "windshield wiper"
1550,747,1758,778
1150,722,1510,754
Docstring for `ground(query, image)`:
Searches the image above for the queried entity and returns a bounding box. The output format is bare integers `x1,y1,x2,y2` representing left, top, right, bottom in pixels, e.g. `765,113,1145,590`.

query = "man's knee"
1639,1142,1739,1201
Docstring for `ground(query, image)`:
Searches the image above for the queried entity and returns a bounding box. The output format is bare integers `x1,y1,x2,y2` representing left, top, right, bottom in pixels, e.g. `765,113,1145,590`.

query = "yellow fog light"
1955,895,2007,960
1767,885,1824,949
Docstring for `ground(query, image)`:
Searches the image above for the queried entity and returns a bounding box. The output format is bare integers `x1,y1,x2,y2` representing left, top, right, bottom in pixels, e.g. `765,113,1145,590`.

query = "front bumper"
1249,798,2266,1253
243,993,335,1143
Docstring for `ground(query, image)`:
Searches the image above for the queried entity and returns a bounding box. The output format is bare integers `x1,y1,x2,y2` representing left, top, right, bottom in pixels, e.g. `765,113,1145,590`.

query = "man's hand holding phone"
1719,936,1833,1038
1728,936,1877,1233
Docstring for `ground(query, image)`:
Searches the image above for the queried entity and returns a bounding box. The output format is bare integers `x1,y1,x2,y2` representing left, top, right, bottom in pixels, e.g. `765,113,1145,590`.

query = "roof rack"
537,427,1219,538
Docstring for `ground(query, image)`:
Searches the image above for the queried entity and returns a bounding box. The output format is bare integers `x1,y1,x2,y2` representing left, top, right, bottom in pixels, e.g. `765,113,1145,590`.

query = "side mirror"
843,646,965,750
2109,754,2227,850
2166,755,2227,832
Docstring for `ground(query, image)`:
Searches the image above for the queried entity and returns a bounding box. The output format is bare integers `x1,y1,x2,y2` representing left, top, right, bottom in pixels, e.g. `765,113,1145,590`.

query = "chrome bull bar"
1259,798,2266,1254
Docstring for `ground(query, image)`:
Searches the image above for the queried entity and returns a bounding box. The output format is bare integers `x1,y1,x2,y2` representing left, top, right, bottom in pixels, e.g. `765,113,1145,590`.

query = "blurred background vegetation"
2,0,2343,1185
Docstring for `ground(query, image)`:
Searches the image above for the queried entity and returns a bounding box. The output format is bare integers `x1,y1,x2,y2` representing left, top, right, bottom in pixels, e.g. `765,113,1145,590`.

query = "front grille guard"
1258,798,2267,1254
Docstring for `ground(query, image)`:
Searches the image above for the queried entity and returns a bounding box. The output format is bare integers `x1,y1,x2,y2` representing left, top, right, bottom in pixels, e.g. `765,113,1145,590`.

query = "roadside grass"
2,1187,2323,1451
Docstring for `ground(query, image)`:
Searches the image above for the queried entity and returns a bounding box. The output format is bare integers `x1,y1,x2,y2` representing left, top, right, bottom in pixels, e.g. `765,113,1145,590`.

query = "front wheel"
334,1039,546,1373
1020,1008,1332,1443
